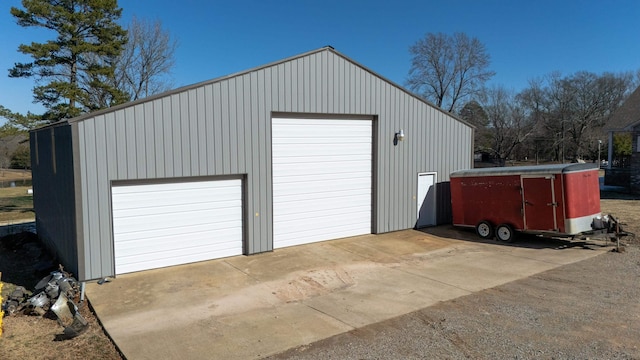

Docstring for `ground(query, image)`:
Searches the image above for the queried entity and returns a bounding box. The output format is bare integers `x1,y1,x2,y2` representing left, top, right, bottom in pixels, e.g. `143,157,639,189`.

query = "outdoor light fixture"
396,129,405,141
393,129,405,146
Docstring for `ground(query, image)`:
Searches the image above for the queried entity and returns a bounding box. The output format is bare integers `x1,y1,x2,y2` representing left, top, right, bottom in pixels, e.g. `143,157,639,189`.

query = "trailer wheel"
496,224,515,242
476,221,494,239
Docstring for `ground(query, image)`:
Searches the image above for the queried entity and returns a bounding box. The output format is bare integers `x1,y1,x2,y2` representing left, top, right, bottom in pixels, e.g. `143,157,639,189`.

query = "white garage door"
272,117,372,248
112,179,243,274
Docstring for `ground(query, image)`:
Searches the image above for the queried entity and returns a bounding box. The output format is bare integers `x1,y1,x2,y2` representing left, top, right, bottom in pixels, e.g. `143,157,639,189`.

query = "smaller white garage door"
112,179,243,274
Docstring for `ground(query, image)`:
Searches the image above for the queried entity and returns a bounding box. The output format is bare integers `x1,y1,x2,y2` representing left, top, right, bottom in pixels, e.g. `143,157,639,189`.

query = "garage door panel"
273,118,371,132
113,193,241,211
272,127,372,139
112,180,239,195
115,228,242,254
114,219,243,242
116,246,242,274
272,154,372,165
272,143,370,156
113,203,241,228
274,195,371,215
275,206,371,223
272,117,372,248
273,179,371,193
117,238,241,260
273,138,371,146
112,190,240,210
113,209,241,232
273,134,372,143
112,179,243,274
275,220,371,247
273,189,370,203
274,169,370,179
276,218,371,239
113,200,241,219
273,162,371,176
273,178,371,196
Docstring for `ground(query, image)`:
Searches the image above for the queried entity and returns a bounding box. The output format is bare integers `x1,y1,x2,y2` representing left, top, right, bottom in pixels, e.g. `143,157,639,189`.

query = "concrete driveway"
86,227,607,360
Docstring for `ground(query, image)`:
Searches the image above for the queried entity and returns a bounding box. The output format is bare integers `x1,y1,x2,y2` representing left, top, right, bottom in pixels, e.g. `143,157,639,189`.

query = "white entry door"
416,172,437,228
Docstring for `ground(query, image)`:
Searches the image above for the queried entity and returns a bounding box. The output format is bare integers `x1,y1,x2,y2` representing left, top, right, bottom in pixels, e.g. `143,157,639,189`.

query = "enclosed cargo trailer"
450,163,601,242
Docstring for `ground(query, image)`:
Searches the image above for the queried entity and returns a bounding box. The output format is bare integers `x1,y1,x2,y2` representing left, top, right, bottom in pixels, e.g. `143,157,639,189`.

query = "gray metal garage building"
30,47,473,281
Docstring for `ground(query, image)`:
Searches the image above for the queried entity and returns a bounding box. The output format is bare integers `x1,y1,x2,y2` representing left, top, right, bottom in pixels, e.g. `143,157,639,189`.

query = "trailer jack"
587,214,635,251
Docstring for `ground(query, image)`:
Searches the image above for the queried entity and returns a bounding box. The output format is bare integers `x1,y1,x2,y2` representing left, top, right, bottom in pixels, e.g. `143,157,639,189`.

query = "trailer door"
521,176,557,231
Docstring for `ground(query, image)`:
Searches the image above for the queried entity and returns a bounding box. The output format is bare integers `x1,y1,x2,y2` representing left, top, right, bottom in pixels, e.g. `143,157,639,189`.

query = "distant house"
603,86,640,192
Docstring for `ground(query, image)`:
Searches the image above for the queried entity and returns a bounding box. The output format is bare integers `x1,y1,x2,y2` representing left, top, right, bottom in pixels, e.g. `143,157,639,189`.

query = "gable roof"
605,85,640,131
33,46,471,130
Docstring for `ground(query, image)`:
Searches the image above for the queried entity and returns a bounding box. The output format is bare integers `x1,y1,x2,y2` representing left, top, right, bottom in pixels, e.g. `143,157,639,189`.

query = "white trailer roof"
450,163,598,178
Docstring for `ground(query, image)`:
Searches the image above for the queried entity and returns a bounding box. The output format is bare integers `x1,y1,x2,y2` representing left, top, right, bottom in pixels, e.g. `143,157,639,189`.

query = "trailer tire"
496,224,515,242
476,221,494,239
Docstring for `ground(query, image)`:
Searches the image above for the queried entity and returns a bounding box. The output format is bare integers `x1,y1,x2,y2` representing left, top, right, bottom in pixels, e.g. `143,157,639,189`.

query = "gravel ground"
268,243,640,360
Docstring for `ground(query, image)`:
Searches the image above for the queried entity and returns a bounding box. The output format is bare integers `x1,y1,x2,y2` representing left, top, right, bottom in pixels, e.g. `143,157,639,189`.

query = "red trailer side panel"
563,170,600,217
451,175,524,230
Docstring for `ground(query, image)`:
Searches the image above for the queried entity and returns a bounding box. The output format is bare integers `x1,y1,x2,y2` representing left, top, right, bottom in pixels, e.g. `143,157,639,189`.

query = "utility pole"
598,139,602,168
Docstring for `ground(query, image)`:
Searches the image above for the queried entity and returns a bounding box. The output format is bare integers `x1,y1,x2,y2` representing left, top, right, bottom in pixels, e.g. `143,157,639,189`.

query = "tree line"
408,32,638,165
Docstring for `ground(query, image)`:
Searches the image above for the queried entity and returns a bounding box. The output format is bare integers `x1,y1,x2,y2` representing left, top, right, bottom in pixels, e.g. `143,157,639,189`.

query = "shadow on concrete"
419,225,611,251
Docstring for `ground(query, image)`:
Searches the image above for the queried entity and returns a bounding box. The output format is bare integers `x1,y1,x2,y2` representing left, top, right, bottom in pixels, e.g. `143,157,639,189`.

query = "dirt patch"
0,232,122,360
271,267,357,303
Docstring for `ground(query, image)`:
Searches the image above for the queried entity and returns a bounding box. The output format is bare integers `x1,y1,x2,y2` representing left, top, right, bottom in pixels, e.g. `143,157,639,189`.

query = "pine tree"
9,0,128,121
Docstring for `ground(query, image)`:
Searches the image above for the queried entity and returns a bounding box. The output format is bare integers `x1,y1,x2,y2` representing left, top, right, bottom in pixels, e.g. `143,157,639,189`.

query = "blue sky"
1,0,639,119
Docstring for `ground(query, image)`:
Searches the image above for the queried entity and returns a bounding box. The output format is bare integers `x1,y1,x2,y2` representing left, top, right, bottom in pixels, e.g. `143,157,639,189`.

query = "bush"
10,145,30,169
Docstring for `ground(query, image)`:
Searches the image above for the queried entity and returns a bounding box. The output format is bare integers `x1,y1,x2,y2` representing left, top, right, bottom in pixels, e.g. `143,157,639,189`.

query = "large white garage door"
272,117,372,248
112,179,243,274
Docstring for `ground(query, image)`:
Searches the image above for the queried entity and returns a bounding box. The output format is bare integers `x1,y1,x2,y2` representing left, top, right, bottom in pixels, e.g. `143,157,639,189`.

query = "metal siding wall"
75,49,472,280
144,102,155,178
30,125,78,276
95,117,113,274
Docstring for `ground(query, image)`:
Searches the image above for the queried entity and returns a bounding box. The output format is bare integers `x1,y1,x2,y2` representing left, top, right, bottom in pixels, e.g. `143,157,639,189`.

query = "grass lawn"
0,186,34,223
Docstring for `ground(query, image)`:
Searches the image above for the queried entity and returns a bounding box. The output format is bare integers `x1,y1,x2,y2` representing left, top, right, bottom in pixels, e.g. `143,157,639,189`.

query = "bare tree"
518,71,631,161
565,72,629,159
479,86,535,164
407,32,495,113
115,16,177,101
459,100,491,152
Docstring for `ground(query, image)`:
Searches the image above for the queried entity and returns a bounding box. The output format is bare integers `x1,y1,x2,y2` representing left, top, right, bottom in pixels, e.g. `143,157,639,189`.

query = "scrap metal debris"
1,265,88,338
